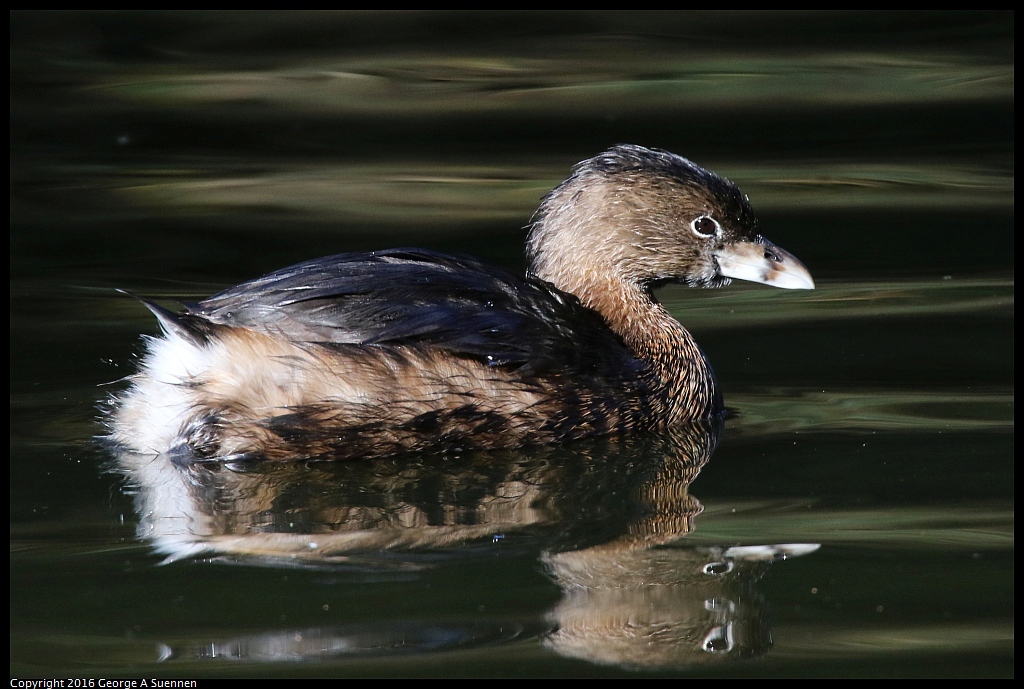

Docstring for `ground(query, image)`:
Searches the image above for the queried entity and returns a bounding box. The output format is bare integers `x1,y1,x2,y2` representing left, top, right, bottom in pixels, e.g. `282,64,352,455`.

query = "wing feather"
190,249,642,378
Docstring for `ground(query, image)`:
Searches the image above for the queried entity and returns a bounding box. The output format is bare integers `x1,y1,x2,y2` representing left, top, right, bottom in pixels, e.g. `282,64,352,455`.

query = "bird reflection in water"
110,420,818,670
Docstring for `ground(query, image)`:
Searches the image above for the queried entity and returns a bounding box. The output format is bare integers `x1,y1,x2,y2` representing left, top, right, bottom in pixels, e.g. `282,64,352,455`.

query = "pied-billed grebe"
110,144,813,462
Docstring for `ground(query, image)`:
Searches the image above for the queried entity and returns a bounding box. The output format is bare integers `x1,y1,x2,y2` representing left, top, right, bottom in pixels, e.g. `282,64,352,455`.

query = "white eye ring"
690,215,720,238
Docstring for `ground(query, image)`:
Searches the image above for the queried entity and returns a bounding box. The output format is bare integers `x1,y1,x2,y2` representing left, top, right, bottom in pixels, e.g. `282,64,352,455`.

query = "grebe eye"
690,215,719,238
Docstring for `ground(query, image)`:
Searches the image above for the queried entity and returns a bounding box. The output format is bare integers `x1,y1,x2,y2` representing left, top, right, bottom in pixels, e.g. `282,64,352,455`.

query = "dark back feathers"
191,249,644,380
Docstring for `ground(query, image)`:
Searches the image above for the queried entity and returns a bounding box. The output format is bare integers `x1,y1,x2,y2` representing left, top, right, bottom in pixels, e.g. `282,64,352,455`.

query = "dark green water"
11,11,1013,678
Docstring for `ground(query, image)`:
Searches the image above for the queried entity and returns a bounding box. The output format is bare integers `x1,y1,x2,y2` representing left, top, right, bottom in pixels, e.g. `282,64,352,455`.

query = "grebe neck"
538,268,720,422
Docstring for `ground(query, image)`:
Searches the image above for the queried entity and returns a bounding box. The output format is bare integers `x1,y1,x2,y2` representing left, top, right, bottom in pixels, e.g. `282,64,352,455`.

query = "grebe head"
526,144,814,297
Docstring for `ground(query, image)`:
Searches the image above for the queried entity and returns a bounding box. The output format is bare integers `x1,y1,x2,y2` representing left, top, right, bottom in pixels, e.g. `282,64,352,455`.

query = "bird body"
109,145,813,461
